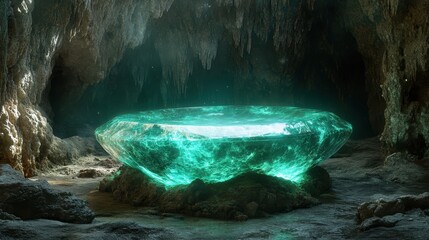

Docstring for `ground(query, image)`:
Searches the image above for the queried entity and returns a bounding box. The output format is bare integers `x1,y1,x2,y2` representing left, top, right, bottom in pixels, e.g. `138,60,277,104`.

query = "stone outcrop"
99,166,330,220
357,192,429,231
0,164,94,223
77,168,104,178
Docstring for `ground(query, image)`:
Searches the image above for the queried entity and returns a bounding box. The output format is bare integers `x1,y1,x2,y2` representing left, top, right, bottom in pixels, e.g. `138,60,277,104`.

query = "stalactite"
146,0,174,19
147,0,313,94
382,0,399,17
404,26,429,81
0,0,8,103
155,30,193,95
191,30,219,70
307,0,316,10
131,65,147,90
251,1,271,43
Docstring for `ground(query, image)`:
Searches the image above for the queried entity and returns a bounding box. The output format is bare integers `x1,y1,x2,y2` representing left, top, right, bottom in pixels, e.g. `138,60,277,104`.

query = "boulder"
77,169,104,178
357,192,429,226
0,164,94,223
100,166,330,220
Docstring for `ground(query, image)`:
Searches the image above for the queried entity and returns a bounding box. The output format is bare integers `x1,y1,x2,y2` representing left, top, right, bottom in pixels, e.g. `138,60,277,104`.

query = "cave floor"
2,138,429,239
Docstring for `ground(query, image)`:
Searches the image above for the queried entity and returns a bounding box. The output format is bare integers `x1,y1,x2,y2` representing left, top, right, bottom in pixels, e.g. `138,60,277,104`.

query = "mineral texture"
96,106,352,186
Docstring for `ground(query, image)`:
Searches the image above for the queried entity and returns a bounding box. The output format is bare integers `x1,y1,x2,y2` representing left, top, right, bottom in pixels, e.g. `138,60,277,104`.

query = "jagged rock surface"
359,213,403,231
0,221,177,240
357,192,429,224
99,166,330,220
345,0,429,156
0,0,173,176
0,164,94,223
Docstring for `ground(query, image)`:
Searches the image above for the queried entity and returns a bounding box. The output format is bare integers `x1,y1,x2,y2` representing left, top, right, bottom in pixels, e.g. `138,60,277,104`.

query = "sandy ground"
2,138,429,239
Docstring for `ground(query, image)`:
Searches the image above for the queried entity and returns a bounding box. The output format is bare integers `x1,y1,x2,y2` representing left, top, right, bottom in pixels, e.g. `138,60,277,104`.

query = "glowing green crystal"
95,106,352,187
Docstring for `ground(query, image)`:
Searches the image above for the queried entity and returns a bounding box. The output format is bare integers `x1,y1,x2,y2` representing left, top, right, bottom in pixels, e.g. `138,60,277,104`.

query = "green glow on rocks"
95,106,352,187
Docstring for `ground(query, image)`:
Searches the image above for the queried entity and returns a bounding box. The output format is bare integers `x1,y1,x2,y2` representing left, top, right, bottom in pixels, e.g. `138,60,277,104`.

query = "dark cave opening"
292,20,373,138
290,0,375,139
409,70,429,104
48,55,94,138
399,69,429,157
46,0,376,140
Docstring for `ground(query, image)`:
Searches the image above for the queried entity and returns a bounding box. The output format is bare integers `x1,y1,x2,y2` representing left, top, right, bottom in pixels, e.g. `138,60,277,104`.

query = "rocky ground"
1,138,429,239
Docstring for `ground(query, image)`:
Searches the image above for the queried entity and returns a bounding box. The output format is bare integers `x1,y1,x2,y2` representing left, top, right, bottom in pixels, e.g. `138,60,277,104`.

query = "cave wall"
0,1,7,104
345,0,429,156
0,0,174,176
0,0,429,176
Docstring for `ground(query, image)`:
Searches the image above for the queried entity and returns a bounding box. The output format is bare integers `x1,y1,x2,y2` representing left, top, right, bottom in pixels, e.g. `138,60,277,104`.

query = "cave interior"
1,0,429,239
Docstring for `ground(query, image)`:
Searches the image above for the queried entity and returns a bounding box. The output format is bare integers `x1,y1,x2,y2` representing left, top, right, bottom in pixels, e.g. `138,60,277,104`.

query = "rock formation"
345,0,429,156
99,165,330,220
0,164,94,223
357,192,429,231
0,0,174,176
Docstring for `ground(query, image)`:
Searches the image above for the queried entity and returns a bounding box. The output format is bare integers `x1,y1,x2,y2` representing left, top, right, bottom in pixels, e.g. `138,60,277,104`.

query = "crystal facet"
95,106,352,187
